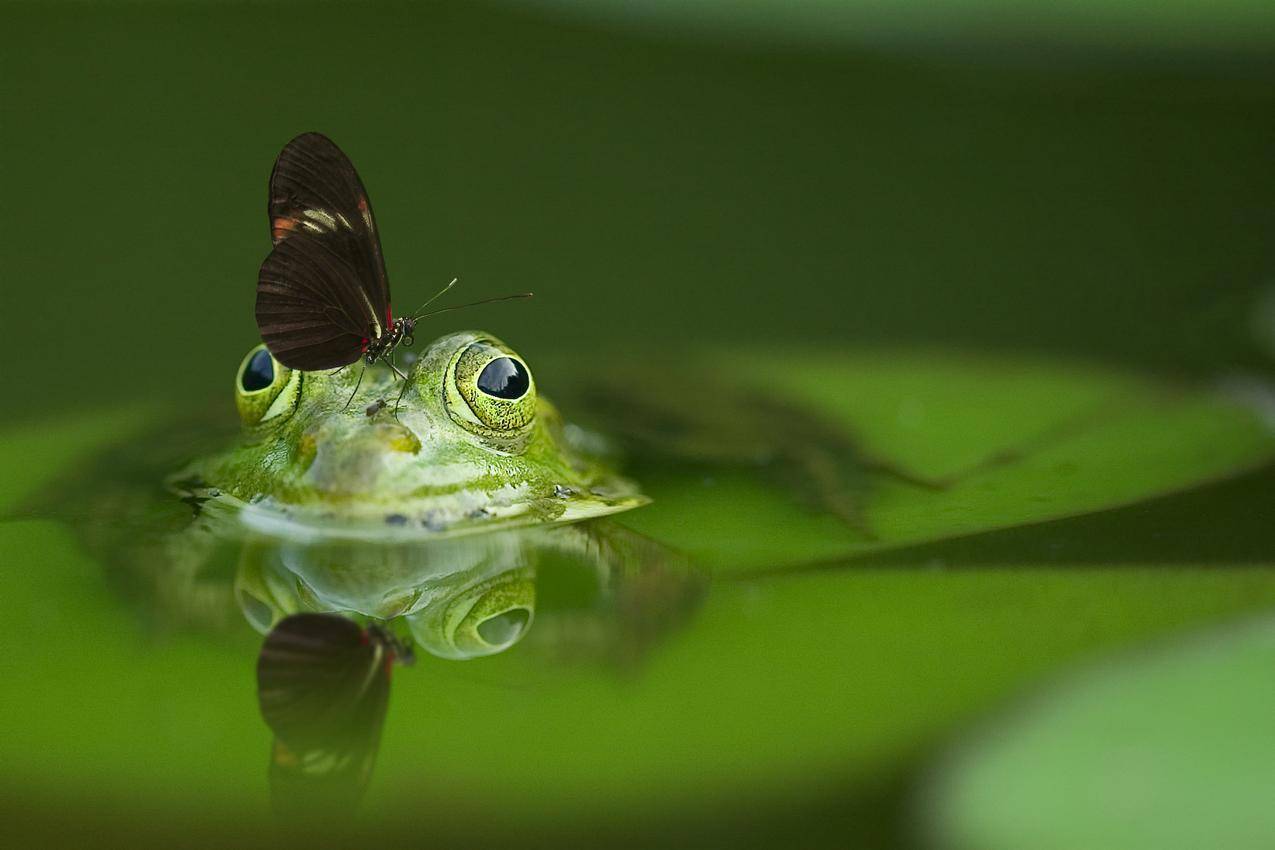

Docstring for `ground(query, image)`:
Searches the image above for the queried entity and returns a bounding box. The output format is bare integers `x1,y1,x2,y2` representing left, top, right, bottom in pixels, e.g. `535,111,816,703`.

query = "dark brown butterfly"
255,132,528,375
256,613,413,816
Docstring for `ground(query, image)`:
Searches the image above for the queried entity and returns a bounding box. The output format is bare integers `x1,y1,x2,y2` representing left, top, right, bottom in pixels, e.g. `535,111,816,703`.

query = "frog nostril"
476,608,531,646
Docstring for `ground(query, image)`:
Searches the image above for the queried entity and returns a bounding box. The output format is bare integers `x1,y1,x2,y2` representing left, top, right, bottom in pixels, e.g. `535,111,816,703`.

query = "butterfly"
256,612,414,815
255,132,528,378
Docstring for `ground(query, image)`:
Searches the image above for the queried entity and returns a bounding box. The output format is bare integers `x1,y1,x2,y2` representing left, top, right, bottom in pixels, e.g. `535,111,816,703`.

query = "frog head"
189,330,645,536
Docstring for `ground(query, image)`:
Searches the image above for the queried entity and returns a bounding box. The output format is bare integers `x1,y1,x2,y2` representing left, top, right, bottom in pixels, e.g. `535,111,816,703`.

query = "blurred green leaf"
920,613,1275,850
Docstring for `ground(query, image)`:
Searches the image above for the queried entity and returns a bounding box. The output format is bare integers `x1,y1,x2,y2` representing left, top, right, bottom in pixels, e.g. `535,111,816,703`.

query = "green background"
6,0,1275,419
5,1,1275,847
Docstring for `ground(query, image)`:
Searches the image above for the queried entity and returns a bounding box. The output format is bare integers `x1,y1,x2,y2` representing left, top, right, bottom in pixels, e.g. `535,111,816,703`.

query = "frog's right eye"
235,344,299,425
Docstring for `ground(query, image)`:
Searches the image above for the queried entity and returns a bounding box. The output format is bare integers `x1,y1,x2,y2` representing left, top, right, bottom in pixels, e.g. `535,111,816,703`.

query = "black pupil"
476,357,529,400
242,348,275,392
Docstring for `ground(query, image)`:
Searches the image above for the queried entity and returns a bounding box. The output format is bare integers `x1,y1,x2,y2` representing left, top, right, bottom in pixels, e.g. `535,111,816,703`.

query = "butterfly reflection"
256,613,413,816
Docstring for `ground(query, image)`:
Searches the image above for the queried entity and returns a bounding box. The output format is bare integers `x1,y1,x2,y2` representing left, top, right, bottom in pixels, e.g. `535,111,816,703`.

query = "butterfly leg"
342,365,366,411
384,360,412,418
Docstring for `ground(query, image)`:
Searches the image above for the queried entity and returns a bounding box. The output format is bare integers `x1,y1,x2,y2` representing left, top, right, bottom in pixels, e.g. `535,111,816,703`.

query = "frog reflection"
237,532,533,660
238,522,703,815
234,520,698,663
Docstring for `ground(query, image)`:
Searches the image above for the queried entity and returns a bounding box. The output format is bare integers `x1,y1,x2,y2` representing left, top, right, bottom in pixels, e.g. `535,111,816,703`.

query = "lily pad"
920,614,1275,850
618,350,1275,573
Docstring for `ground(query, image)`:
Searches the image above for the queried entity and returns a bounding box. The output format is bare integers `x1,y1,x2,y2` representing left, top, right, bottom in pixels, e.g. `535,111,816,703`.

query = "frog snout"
303,421,422,494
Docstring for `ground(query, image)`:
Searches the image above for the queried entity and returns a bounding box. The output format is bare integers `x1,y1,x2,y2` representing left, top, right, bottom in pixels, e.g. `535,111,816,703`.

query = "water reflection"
237,519,702,815
169,507,702,816
232,518,701,656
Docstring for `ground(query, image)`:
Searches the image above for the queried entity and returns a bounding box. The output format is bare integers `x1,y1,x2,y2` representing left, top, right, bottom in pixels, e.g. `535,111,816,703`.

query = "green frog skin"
181,330,646,538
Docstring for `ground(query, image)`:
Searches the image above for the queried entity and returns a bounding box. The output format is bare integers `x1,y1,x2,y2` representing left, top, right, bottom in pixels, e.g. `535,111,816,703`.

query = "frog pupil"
242,349,275,392
476,357,529,399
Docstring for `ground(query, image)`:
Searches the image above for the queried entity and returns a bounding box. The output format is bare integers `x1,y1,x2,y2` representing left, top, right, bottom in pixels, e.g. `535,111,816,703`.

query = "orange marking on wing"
271,216,298,243
357,196,368,212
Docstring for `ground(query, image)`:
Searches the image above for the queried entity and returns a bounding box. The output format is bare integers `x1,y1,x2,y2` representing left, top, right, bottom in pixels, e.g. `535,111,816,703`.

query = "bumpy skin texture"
183,331,645,534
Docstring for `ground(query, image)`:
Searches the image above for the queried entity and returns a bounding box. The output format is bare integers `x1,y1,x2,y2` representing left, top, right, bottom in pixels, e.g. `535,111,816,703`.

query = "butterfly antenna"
412,292,533,321
406,277,459,319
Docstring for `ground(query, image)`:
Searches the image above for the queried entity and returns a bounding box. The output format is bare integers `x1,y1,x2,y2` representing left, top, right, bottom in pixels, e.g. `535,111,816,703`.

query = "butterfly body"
362,315,415,366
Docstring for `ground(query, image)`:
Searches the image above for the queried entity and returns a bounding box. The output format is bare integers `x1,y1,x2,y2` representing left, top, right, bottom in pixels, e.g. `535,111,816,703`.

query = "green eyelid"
445,340,538,444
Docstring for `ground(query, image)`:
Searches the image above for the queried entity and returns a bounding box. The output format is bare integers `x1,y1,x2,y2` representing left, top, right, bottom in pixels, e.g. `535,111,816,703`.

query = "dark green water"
5,2,1275,847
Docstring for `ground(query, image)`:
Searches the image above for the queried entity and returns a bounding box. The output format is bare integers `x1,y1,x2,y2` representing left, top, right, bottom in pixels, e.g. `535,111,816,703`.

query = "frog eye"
477,357,530,400
240,348,275,392
235,344,300,426
445,340,537,442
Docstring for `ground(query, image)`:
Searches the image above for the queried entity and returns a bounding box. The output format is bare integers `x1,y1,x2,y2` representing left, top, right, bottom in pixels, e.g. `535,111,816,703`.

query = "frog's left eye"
235,344,299,426
446,340,537,444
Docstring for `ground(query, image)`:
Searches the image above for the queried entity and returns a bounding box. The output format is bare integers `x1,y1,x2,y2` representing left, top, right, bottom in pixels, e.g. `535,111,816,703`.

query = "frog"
176,330,649,538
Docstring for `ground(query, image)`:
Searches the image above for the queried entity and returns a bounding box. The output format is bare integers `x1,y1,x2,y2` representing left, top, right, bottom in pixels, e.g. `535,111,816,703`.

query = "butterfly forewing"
256,132,392,370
